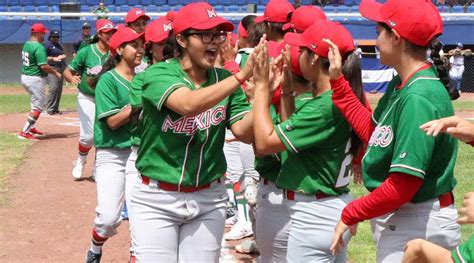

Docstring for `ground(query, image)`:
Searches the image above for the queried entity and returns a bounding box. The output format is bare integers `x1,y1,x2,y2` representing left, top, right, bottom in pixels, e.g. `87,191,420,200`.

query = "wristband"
234,74,246,85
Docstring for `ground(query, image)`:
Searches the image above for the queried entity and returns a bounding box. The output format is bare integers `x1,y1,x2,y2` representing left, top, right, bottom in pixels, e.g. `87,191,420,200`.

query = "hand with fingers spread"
458,192,474,224
322,38,343,80
219,32,238,65
279,44,294,94
330,220,357,256
420,116,474,143
253,41,270,88
70,75,81,85
238,34,267,82
352,164,363,185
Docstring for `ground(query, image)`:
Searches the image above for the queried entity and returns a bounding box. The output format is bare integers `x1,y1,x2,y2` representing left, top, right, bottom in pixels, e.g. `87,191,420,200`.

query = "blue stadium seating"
87,0,100,6
141,0,152,5
20,0,33,5
103,0,113,4
207,0,218,5
9,6,22,11
220,0,232,5
168,0,179,5
0,0,5,6
127,0,140,6
246,0,258,5
323,5,336,12
154,0,166,5
81,5,90,12
468,5,474,13
300,0,312,4
24,6,36,12
146,5,158,12
0,6,7,12
227,5,240,12
256,4,264,12
160,5,171,11
6,0,20,5
338,5,349,12
452,5,464,13
37,5,49,11
215,5,225,12
171,4,182,10
33,0,47,5
353,0,361,4
233,0,246,5
115,0,127,5
260,0,268,4
47,0,59,6
118,5,129,12
179,0,193,5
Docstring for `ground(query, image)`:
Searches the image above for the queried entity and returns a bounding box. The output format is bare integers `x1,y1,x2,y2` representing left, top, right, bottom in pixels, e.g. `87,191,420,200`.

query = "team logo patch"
285,124,293,131
87,65,103,75
389,225,396,231
207,8,217,18
399,152,407,159
163,23,172,32
368,125,393,148
388,20,397,27
136,10,142,15
310,43,317,49
162,105,227,135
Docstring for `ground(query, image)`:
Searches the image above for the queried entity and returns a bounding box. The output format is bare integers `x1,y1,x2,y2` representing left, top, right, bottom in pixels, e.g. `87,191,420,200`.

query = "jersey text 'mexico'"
136,59,250,187
364,66,457,203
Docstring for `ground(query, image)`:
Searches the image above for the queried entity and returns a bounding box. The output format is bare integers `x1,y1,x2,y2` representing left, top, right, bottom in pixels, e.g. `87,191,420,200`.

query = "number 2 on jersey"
22,51,30,66
335,140,353,188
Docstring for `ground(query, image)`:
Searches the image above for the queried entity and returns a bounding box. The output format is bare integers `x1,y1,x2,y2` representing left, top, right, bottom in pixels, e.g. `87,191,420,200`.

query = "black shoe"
85,250,102,263
53,110,62,115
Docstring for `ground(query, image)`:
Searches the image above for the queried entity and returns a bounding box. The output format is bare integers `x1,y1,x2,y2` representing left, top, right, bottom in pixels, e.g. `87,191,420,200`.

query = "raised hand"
239,34,267,81
322,38,343,80
253,39,270,86
420,116,474,143
458,192,474,224
219,32,238,65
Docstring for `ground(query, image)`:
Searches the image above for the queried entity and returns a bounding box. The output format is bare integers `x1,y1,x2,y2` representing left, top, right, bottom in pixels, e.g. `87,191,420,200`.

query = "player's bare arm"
40,64,61,78
63,67,81,84
105,104,132,130
402,238,453,263
421,116,474,143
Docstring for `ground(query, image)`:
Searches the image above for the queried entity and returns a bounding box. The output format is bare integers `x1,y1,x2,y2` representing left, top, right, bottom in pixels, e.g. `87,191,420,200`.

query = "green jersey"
452,235,474,263
275,90,352,196
94,69,132,149
21,41,47,76
68,43,110,97
129,70,147,146
363,66,457,203
235,48,253,68
136,58,251,186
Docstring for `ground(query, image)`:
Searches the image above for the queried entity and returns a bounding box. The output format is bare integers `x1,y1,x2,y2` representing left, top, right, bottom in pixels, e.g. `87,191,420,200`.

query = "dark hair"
144,33,176,64
88,53,121,88
89,34,99,44
241,15,257,31
248,22,266,47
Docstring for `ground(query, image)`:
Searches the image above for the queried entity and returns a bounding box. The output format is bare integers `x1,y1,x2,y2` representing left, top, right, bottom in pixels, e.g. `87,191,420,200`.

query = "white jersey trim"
406,76,440,88
98,108,120,119
228,110,249,123
277,124,298,153
157,83,187,110
390,164,426,175
195,128,209,187
178,134,194,191
456,246,466,263
109,71,130,91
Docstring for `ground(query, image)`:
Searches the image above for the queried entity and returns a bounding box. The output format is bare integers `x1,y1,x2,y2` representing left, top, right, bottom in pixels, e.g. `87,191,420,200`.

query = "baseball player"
252,20,366,262
128,3,263,261
328,0,460,262
125,8,150,74
84,26,144,263
18,23,62,141
64,19,116,179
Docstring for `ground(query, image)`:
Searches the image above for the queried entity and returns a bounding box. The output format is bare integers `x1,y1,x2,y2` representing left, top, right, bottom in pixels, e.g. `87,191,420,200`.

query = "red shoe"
18,132,39,141
29,127,44,136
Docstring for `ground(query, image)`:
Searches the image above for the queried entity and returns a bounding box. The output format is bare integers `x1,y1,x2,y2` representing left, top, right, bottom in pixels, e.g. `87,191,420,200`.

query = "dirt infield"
0,88,473,262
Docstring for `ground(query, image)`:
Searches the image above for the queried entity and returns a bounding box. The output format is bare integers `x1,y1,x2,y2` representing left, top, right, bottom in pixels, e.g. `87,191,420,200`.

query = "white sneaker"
224,221,253,240
72,156,86,179
225,215,238,228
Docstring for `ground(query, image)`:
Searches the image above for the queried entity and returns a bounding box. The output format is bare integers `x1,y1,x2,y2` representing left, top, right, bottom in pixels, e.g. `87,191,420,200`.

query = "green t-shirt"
363,66,457,203
94,69,132,149
129,70,146,146
78,35,94,51
21,41,47,76
275,90,352,196
68,43,110,97
136,58,250,186
452,235,474,263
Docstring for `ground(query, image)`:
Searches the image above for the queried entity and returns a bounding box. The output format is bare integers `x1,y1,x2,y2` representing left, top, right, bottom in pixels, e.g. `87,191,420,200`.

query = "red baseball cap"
284,20,354,59
287,43,303,76
125,8,151,24
96,19,116,33
172,2,234,35
109,27,144,55
359,0,442,47
238,22,248,38
255,0,295,24
31,23,48,34
282,6,326,32
145,16,173,43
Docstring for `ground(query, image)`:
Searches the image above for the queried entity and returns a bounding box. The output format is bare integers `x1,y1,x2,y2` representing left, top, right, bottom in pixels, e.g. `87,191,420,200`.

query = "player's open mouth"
204,48,217,60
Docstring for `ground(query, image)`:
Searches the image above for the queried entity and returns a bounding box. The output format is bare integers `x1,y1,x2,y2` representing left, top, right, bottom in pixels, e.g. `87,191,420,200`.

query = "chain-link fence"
454,54,474,93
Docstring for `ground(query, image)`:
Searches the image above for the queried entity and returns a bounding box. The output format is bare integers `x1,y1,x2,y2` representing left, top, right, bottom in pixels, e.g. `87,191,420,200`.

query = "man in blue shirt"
72,22,93,56
44,30,66,115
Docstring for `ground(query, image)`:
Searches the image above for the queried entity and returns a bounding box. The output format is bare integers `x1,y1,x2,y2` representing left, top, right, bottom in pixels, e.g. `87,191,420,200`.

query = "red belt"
439,192,454,208
141,175,221,193
285,190,330,201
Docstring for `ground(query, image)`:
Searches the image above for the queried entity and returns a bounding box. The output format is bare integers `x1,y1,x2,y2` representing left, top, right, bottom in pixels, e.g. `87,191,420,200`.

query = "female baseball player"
125,7,150,74
64,19,116,179
252,20,365,262
128,2,262,261
19,23,62,141
84,27,144,262
329,0,460,262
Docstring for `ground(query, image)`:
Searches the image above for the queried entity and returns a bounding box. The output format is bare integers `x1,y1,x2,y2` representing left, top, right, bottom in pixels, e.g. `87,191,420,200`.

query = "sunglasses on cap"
183,31,227,44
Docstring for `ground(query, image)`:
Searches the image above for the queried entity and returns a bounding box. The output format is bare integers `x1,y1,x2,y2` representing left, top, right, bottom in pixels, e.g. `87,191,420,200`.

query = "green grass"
0,93,77,114
452,100,474,112
0,132,31,206
347,143,474,262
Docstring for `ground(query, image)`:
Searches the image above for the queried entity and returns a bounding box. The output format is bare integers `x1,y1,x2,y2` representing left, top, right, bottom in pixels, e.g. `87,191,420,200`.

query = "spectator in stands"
73,22,93,57
354,41,363,59
448,42,472,94
93,2,109,20
44,30,66,115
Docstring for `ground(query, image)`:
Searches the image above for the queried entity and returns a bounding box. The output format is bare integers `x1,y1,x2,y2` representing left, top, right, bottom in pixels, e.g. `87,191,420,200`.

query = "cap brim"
359,0,385,23
255,16,265,24
148,33,169,43
126,14,151,24
191,17,234,32
282,23,292,31
284,32,305,47
99,28,117,33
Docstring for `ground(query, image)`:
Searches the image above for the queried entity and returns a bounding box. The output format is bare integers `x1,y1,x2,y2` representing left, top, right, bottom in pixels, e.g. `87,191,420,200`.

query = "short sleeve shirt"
136,58,250,186
363,66,457,203
21,41,47,76
68,43,109,97
94,69,132,149
129,70,146,146
275,90,352,196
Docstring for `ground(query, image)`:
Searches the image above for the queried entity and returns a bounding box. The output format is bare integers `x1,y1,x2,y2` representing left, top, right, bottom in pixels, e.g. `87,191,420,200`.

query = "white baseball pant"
223,129,259,184
93,148,131,238
286,193,353,263
77,91,95,148
129,177,227,263
371,197,460,262
21,74,47,112
256,180,291,263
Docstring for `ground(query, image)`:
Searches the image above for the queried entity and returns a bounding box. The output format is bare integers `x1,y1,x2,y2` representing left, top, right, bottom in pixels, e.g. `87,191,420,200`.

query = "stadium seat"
214,5,225,12
9,6,22,12
171,4,182,10
160,5,171,11
300,0,312,4
0,6,7,12
127,0,140,6
0,0,5,6
37,6,49,12
33,0,47,5
6,0,20,5
119,5,129,12
338,5,349,12
103,0,113,4
87,0,100,6
168,0,179,5
20,0,33,5
233,0,246,5
468,5,474,13
81,5,90,12
260,0,269,4
227,5,240,12
115,0,127,5
179,0,193,5
24,6,35,12
47,0,59,6
220,0,232,5
452,5,464,13
256,4,264,12
145,4,156,11
141,0,152,5
323,5,336,12
153,0,165,5
207,0,218,5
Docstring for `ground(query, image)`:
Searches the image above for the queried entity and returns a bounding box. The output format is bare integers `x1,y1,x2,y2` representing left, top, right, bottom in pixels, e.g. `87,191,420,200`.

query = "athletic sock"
235,187,251,223
225,180,236,208
79,143,92,156
22,110,41,133
90,228,107,254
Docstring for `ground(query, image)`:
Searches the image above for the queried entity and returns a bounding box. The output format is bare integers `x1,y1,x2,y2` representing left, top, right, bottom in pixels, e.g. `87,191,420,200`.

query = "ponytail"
88,54,120,88
429,39,458,99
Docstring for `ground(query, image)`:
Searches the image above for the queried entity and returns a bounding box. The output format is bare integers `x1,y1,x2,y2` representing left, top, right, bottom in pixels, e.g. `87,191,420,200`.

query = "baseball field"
0,84,473,262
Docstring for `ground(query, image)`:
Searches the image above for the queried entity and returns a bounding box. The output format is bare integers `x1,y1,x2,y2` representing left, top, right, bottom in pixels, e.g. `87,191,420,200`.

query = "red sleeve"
330,75,375,145
341,172,423,226
223,60,240,74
